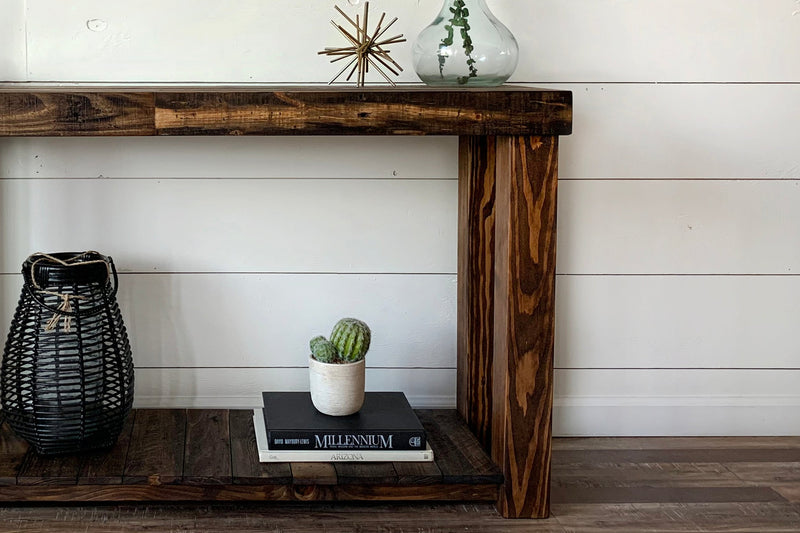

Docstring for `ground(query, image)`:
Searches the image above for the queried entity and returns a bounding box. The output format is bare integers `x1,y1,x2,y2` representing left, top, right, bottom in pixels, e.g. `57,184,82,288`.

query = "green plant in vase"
439,0,478,84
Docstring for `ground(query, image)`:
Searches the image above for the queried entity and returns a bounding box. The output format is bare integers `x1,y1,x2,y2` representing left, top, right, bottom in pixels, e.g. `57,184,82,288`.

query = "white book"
252,409,434,463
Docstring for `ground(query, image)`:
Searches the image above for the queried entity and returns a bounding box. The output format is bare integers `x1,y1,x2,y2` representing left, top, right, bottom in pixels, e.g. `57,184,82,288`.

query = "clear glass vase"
413,0,519,87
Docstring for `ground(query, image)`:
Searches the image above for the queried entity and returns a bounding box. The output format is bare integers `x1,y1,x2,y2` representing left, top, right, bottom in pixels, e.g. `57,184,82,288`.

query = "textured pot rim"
308,355,366,368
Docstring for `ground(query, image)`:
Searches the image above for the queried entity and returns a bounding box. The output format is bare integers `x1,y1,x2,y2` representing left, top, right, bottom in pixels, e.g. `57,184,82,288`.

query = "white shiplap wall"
1,0,799,435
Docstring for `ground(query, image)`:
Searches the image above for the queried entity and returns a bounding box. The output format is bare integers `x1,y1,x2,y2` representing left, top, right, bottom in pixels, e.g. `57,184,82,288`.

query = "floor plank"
0,502,568,532
553,461,747,489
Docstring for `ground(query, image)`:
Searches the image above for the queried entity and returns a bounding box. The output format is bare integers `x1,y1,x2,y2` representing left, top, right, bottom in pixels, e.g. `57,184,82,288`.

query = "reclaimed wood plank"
229,410,292,485
183,409,232,485
77,412,136,485
334,463,398,486
290,463,338,486
0,413,29,485
155,89,572,136
457,135,496,452
0,93,155,136
122,409,186,485
493,135,559,518
417,410,502,485
0,483,499,502
17,450,80,486
430,410,501,482
392,461,443,486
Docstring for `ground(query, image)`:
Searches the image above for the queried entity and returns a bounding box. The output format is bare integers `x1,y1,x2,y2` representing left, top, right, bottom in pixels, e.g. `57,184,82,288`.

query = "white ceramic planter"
308,355,365,416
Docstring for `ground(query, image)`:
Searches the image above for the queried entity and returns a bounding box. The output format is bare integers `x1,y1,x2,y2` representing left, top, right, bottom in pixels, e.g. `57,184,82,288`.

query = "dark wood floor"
1,436,799,532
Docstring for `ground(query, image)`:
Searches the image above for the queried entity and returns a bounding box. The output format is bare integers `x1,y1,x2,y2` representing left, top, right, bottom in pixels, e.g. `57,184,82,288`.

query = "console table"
0,87,572,519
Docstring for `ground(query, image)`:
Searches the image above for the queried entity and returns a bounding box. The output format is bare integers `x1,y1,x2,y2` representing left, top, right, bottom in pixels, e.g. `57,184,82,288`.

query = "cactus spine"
330,318,371,363
310,335,339,364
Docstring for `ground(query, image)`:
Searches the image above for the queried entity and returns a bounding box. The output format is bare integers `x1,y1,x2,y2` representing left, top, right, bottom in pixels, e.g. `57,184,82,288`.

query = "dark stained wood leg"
458,135,558,519
492,135,558,519
457,136,496,451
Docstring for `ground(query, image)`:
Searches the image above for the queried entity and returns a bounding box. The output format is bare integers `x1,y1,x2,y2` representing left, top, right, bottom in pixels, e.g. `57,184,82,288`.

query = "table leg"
458,135,558,519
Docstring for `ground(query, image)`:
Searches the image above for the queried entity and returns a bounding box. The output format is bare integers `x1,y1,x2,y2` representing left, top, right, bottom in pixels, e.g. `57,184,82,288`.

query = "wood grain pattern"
1,436,799,529
0,502,540,532
0,415,29,485
183,409,232,484
290,463,338,486
493,136,559,519
154,89,572,136
392,460,443,485
229,410,292,485
457,136,496,451
0,93,155,136
77,412,135,485
334,463,398,486
122,409,186,485
0,88,571,137
418,410,503,485
0,483,500,503
17,451,81,486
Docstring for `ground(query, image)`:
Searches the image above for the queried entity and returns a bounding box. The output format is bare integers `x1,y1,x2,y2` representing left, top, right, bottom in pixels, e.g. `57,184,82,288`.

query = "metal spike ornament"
318,2,406,87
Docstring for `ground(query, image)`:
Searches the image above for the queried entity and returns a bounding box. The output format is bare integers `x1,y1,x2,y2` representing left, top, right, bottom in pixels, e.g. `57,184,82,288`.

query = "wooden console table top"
0,85,573,518
0,86,571,137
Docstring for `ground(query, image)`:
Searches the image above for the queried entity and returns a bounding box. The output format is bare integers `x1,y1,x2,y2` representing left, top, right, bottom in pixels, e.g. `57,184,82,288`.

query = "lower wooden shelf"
0,408,502,502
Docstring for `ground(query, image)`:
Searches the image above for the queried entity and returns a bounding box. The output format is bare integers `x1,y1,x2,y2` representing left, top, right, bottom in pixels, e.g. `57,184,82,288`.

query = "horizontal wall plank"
555,369,800,436
23,1,800,83
4,177,798,276
132,368,455,410
503,0,800,83
557,180,800,275
556,275,800,369
0,0,25,81
555,369,800,401
4,273,797,372
0,137,457,179
0,273,457,369
0,178,457,274
557,83,800,179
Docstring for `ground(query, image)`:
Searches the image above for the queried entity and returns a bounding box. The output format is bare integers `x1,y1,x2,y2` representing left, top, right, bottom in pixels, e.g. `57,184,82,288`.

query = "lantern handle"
23,255,119,318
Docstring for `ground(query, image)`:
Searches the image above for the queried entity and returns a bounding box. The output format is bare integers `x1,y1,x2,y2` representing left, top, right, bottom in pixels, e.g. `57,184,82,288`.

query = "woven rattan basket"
1,252,134,455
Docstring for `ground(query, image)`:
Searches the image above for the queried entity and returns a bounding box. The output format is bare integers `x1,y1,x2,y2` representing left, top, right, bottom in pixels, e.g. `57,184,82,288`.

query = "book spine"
267,431,427,451
259,447,434,463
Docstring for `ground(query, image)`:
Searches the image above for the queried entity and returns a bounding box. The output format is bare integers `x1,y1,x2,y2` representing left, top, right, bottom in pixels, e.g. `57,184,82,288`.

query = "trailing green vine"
439,0,478,84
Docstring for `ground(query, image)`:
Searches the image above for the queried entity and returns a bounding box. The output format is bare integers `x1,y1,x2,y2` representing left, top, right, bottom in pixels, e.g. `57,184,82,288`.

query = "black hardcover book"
262,391,427,451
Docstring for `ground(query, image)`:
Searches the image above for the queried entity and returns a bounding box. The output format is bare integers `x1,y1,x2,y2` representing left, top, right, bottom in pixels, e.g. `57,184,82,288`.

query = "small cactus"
330,318,371,363
310,335,339,363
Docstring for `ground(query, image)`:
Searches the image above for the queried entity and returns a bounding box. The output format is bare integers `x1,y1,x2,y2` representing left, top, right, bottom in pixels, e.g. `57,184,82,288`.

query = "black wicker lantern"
1,252,134,455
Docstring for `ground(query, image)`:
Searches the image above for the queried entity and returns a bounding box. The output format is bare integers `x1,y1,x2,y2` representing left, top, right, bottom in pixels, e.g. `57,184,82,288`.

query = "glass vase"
413,0,519,87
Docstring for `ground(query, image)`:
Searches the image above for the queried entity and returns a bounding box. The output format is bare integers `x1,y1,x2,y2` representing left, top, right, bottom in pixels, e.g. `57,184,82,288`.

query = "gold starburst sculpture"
318,2,406,87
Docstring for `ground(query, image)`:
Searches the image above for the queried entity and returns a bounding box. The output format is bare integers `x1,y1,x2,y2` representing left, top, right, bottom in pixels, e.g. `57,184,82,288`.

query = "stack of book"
253,391,433,462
